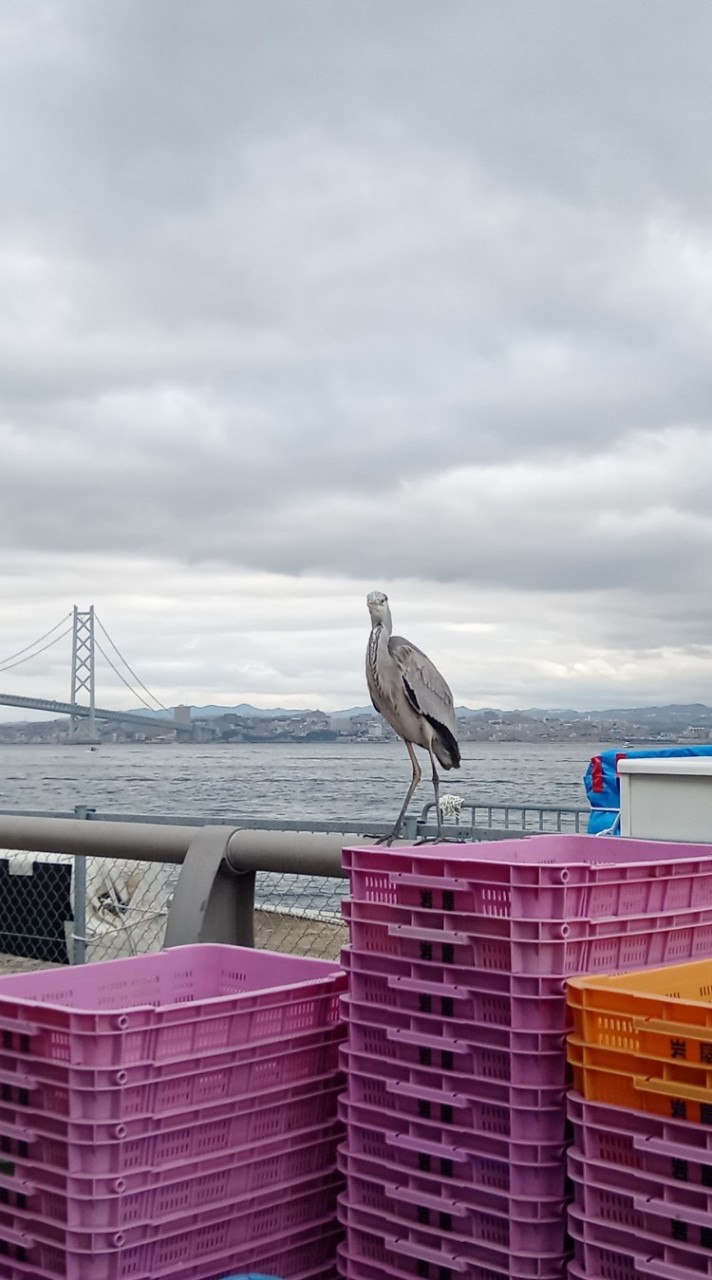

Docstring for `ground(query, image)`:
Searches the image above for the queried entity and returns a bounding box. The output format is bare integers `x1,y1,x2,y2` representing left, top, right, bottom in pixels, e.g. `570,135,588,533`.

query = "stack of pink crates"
0,943,347,1280
336,834,712,1280
568,1092,712,1280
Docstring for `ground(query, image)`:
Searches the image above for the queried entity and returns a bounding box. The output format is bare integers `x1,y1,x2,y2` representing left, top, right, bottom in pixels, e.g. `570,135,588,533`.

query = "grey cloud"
2,2,712,709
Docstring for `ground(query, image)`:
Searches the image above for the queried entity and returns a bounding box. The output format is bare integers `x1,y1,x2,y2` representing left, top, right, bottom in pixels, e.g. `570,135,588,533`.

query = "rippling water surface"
0,739,614,820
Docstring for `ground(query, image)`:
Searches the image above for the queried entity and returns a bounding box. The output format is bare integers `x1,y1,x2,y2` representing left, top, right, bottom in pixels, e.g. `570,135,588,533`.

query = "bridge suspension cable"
94,637,165,713
0,614,73,674
94,613,169,712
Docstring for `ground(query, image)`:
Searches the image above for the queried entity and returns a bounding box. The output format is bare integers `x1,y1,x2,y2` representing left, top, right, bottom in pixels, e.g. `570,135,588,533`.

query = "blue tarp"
584,745,712,834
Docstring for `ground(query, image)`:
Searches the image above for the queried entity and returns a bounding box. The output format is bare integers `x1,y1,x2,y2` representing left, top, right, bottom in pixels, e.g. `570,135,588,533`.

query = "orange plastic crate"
568,958,712,1059
568,1034,712,1120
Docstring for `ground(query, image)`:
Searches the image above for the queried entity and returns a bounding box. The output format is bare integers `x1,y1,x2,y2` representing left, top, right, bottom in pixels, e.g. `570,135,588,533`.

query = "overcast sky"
1,0,712,720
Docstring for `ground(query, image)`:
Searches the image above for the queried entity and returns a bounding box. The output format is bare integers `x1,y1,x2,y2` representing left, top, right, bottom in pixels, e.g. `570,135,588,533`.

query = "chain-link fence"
254,872,347,960
0,851,347,971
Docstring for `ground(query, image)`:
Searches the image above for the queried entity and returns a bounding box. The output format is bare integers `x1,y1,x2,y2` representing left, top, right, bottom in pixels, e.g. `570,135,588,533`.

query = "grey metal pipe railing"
0,814,351,876
0,814,192,862
0,812,361,956
0,802,596,959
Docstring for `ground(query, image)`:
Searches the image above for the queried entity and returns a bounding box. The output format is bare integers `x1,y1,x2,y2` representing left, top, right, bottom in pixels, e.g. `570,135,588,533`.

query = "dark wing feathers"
388,634,461,768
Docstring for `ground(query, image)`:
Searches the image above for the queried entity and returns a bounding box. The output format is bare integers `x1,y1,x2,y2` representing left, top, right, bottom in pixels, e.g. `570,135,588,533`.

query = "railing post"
164,827,256,949
72,804,95,964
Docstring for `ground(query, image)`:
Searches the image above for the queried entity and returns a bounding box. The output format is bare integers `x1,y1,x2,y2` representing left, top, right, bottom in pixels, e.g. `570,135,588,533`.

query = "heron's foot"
414,835,461,846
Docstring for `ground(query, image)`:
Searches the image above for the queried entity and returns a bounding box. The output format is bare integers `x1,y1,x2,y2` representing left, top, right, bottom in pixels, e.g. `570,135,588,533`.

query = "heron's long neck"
368,608,393,679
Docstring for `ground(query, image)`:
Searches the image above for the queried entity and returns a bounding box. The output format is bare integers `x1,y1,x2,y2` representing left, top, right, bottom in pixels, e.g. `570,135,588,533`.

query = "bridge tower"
69,606,100,743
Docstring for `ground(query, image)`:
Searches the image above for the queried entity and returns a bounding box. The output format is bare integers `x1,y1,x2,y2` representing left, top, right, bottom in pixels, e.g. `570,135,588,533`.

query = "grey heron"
366,590,461,843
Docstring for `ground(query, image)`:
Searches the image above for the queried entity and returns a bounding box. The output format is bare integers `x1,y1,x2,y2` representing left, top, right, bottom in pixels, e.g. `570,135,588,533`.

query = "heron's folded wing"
388,634,455,724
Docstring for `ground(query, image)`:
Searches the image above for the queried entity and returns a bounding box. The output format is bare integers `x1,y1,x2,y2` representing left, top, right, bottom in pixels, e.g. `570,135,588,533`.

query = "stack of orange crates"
567,959,712,1280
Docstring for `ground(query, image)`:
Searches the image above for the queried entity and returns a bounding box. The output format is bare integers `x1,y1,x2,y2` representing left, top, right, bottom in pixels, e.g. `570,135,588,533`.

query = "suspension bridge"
0,607,190,743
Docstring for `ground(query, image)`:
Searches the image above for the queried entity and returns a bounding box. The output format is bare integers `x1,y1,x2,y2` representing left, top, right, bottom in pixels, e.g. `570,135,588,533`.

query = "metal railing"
0,800,593,967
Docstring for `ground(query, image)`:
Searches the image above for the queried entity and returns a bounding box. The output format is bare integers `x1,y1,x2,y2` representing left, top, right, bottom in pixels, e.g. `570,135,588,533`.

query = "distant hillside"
135,703,312,719
134,701,712,726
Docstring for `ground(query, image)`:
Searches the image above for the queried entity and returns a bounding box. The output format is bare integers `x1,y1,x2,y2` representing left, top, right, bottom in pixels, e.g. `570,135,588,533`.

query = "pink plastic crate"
341,946,573,1030
343,988,571,1059
343,1037,568,1106
345,960,572,1046
570,1202,712,1276
568,1204,661,1267
338,1146,566,1221
0,1076,344,1177
339,1094,568,1187
0,1024,345,1123
339,1200,568,1277
346,895,712,946
568,1089,712,1168
340,1088,567,1148
567,1223,642,1280
343,997,569,1086
341,945,573,1029
337,1240,564,1280
345,1066,566,1131
340,1178,565,1249
1,1220,344,1280
348,862,712,922
0,1124,342,1231
0,944,346,1067
343,835,712,920
0,1173,341,1280
343,897,712,975
569,1146,712,1219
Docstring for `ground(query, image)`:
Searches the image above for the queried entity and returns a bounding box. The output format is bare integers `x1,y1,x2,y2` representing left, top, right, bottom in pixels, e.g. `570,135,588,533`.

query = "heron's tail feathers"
427,718,461,770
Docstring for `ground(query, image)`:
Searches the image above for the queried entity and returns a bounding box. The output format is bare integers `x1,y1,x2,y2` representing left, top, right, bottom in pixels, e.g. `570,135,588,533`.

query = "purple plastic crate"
0,1024,345,1123
1,1124,342,1231
0,1076,344,1177
338,1146,567,1221
0,1173,342,1280
343,898,712,976
339,1199,568,1277
0,944,346,1068
0,1220,344,1280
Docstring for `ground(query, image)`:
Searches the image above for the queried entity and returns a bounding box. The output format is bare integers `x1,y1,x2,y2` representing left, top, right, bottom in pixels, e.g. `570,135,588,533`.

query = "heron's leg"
426,746,444,839
379,741,421,845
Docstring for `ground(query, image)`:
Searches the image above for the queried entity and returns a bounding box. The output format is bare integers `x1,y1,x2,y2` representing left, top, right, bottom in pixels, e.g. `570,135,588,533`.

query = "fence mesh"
0,852,347,970
254,872,347,960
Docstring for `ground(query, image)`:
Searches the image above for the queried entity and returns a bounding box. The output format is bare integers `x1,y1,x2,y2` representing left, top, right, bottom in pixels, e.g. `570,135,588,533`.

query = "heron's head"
367,590,390,625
